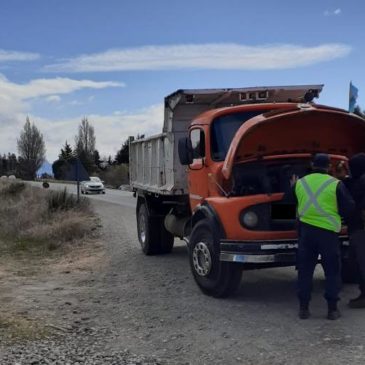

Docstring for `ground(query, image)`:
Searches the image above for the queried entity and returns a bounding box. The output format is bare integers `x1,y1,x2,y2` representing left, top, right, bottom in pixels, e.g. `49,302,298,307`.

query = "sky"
0,0,364,162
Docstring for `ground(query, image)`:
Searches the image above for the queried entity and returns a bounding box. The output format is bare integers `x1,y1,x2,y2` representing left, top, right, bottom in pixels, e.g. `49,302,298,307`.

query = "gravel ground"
1,328,165,365
1,197,365,364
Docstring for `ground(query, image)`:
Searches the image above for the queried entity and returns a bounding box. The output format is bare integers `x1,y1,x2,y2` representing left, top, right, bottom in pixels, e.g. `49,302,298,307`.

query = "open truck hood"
222,104,365,180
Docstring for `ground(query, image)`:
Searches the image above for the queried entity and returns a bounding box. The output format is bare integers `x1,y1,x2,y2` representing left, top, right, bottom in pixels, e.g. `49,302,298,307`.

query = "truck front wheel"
137,202,174,255
188,219,242,298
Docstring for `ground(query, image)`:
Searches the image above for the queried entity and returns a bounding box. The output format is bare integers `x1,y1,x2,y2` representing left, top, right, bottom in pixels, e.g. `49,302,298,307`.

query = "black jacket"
343,175,365,234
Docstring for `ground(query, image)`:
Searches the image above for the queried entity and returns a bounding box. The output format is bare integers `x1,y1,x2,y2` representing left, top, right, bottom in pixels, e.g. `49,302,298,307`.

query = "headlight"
240,211,259,228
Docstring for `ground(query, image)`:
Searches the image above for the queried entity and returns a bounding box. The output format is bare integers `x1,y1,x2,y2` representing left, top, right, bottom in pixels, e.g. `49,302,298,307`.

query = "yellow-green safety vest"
295,173,341,233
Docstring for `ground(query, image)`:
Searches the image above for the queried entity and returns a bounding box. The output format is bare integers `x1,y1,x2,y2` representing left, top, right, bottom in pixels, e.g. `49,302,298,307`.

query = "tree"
93,149,101,166
52,159,63,179
0,153,18,176
0,154,7,176
17,117,46,180
75,117,95,157
51,141,75,180
115,138,129,164
59,140,73,160
7,153,18,175
74,117,96,173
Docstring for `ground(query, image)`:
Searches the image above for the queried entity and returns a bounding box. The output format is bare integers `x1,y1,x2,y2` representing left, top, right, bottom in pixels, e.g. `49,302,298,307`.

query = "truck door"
189,128,208,210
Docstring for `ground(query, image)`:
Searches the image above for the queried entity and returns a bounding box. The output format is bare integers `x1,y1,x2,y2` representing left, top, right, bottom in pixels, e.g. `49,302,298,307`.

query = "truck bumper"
220,236,349,264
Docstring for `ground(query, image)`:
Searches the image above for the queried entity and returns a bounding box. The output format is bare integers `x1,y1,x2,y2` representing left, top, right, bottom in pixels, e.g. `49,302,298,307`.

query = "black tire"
188,219,242,298
137,203,174,255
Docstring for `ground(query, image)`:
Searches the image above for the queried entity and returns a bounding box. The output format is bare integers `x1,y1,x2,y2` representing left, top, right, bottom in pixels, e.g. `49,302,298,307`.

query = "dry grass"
0,181,98,253
0,182,102,343
0,314,50,342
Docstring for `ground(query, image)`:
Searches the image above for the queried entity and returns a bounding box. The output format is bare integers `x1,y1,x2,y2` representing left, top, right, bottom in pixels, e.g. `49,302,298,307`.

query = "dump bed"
129,85,323,195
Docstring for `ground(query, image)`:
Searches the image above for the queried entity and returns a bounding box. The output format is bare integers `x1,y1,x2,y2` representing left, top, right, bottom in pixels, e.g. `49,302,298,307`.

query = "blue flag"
349,82,359,113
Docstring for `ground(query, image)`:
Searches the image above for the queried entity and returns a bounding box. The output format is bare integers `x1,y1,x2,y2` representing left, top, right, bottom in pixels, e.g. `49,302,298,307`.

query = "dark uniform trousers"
297,223,341,307
350,230,365,295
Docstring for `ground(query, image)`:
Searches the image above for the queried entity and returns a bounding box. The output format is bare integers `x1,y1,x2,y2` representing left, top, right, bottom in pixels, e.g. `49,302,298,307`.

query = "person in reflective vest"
293,153,354,320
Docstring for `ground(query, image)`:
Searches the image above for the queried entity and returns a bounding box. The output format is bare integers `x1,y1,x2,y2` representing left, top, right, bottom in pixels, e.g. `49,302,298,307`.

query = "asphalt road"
29,180,136,208
23,181,365,364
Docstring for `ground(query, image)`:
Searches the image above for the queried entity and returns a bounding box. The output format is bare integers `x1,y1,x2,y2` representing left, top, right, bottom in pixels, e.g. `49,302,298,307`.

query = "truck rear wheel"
188,219,242,298
137,202,174,255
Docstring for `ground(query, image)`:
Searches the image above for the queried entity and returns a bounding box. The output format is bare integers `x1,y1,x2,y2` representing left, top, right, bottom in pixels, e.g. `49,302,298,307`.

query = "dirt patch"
0,238,105,343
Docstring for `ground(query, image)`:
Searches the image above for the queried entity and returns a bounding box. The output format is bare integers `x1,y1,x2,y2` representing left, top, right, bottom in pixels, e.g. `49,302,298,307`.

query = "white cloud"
0,74,125,159
0,105,164,162
0,73,123,117
43,43,351,72
0,75,123,100
69,100,83,106
324,8,342,16
0,49,40,62
68,95,94,106
46,95,61,103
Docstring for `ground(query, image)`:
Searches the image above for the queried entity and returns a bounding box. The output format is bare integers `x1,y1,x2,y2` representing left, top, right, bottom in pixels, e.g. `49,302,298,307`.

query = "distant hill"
37,160,53,177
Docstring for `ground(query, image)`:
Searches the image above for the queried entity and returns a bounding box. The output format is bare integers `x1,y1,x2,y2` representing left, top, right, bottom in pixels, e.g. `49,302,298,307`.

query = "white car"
80,176,105,194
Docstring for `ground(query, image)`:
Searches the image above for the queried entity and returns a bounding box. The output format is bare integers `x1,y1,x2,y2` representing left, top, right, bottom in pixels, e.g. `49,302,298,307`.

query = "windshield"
90,177,101,182
211,110,269,161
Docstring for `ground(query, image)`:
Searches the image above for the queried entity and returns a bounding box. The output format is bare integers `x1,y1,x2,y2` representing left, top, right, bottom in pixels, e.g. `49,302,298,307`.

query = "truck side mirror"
178,137,193,165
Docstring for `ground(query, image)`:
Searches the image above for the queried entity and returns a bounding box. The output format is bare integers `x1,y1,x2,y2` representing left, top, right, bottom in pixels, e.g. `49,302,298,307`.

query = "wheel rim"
139,211,146,244
192,241,212,276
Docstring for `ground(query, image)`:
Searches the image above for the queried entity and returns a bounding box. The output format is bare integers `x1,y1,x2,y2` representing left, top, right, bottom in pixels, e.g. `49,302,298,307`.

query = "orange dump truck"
129,85,365,297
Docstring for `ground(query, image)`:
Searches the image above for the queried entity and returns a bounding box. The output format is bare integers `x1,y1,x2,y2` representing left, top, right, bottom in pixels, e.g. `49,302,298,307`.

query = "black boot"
348,294,365,309
298,303,310,319
327,302,341,320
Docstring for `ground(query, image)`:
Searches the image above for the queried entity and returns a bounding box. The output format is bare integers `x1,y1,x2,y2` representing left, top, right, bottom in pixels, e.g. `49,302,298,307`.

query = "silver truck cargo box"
129,132,187,195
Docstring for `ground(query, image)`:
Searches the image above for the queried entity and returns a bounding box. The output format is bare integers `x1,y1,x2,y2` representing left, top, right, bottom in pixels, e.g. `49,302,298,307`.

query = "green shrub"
98,164,129,188
47,188,89,212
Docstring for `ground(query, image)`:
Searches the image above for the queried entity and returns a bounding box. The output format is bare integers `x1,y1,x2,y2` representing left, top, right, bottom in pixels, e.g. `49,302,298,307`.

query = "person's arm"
335,161,349,180
282,175,298,204
336,181,355,221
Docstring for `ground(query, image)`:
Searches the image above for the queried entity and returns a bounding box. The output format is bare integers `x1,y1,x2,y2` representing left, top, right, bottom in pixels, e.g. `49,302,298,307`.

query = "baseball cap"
312,153,330,169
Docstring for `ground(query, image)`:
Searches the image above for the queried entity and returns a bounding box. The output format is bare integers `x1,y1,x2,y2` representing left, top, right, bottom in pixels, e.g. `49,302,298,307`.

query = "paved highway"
29,180,137,208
